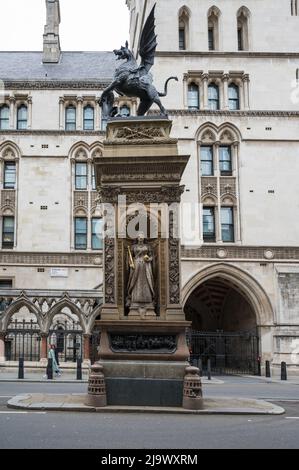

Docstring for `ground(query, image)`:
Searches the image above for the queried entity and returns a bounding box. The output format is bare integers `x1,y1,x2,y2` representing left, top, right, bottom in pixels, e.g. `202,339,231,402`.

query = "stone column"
202,74,209,110
242,74,250,110
223,74,229,110
83,334,91,363
95,102,100,131
40,333,48,362
77,97,83,130
214,142,222,243
59,97,65,130
0,333,5,362
9,96,15,129
27,97,33,129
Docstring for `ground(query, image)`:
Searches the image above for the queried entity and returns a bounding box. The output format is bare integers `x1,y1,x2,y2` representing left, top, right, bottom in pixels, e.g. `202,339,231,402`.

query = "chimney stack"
43,0,61,63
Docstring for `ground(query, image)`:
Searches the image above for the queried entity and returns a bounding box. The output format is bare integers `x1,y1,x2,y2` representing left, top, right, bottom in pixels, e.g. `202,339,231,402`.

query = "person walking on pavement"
48,344,61,377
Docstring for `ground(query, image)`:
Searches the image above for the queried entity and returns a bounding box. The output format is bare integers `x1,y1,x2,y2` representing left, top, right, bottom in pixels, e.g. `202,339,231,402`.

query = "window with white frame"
0,106,9,130
17,105,27,130
65,106,76,131
83,105,94,130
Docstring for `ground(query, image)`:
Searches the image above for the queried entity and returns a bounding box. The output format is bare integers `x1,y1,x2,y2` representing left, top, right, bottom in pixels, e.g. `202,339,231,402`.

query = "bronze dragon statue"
100,4,178,118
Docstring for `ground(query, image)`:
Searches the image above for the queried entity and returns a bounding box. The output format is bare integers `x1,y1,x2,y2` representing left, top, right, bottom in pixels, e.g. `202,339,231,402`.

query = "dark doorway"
185,276,259,375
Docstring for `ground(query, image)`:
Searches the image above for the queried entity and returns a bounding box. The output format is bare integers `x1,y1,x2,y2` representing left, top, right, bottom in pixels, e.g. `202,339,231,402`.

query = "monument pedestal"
93,117,190,406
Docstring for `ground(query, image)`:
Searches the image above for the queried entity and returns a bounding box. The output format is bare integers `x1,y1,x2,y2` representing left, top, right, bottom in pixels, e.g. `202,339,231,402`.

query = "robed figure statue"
126,233,156,316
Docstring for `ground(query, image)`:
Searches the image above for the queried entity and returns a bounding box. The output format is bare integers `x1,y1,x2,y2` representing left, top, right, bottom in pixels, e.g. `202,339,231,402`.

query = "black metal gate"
49,320,83,363
5,319,41,361
188,329,259,375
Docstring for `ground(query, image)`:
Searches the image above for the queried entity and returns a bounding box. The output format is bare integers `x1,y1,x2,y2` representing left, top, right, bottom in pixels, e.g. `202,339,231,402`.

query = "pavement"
7,392,285,415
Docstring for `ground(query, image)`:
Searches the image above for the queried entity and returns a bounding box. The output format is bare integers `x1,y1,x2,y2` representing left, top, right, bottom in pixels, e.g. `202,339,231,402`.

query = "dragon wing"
138,4,157,73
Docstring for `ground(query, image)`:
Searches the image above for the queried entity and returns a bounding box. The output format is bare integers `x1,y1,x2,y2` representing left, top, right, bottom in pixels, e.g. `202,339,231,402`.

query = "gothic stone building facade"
0,0,299,375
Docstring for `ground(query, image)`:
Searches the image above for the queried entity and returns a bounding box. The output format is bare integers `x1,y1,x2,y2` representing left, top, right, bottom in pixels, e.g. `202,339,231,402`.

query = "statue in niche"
126,233,156,316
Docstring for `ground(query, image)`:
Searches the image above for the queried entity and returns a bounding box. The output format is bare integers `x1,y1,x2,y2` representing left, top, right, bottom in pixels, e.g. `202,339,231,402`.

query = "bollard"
77,358,82,380
265,360,271,378
85,363,107,407
257,357,261,376
182,366,204,410
281,361,287,381
207,358,211,380
18,358,24,379
47,358,53,380
197,358,203,377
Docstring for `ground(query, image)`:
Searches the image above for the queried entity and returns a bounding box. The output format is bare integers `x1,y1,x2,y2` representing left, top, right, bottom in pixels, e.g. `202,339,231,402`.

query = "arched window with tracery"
178,7,190,50
237,7,250,51
208,6,221,51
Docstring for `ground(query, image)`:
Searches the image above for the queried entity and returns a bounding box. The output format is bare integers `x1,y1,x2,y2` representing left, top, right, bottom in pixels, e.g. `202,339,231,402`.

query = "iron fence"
5,319,41,361
188,329,259,375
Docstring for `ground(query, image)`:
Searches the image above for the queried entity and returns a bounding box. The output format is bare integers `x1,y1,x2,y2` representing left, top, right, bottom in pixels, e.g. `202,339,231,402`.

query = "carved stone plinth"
93,117,191,397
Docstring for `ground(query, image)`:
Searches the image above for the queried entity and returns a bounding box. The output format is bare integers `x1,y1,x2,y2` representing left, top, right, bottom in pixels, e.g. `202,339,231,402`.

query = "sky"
0,0,130,51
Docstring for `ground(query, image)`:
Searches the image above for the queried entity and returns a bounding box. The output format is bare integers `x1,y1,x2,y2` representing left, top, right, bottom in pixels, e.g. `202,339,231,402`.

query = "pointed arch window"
17,105,27,130
237,7,250,51
188,83,200,110
0,105,9,130
228,84,240,110
83,106,94,130
208,7,220,51
179,7,190,50
208,83,220,110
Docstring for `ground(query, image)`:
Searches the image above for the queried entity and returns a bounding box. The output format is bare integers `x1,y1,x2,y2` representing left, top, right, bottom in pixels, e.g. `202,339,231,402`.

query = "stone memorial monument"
93,4,191,406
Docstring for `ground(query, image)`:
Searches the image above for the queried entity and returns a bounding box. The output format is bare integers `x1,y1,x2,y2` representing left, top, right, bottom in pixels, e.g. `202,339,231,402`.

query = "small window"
228,84,240,110
4,162,16,189
119,105,131,117
179,28,186,50
0,105,9,130
237,28,243,51
91,218,103,250
65,106,76,131
208,83,220,110
0,279,13,289
203,207,215,242
83,106,94,130
219,146,232,176
75,217,87,250
221,207,234,242
208,28,215,51
188,83,200,110
92,165,96,190
75,163,87,190
2,216,14,249
201,146,214,176
17,105,27,130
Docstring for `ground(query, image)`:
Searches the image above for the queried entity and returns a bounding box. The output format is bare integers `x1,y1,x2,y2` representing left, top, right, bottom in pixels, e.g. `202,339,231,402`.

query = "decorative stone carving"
217,249,228,259
109,333,177,353
264,249,274,260
169,213,180,305
74,191,88,209
114,126,164,141
201,177,217,197
220,178,236,197
104,237,116,304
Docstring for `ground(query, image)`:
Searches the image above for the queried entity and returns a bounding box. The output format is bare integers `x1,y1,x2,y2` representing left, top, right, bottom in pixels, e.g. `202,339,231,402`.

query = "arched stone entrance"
182,263,274,374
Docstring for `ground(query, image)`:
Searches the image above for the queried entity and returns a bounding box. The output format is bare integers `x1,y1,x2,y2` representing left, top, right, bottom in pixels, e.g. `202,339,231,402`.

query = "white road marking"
0,396,13,398
285,417,299,419
0,411,47,414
